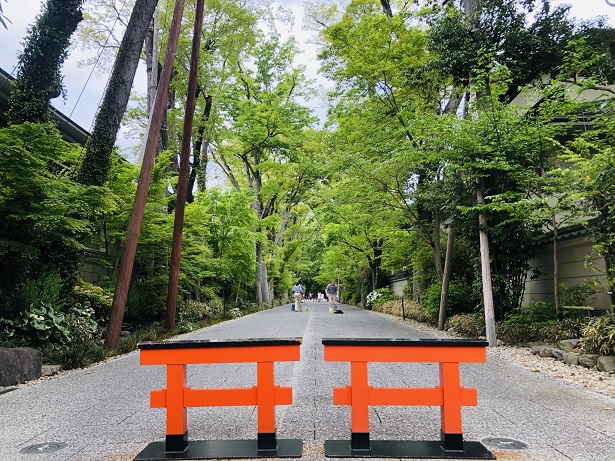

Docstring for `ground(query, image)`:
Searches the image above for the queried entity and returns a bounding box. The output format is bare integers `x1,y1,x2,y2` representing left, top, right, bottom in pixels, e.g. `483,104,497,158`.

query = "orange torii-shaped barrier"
134,338,302,460
323,338,494,459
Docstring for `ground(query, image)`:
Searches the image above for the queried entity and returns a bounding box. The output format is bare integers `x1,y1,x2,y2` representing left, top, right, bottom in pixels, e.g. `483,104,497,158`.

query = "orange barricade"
322,338,494,459
134,338,302,460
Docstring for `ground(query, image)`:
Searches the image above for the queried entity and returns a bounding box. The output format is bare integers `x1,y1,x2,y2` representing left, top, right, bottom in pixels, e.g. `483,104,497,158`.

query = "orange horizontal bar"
140,344,300,365
150,385,293,408
324,345,486,363
333,386,477,407
151,389,167,408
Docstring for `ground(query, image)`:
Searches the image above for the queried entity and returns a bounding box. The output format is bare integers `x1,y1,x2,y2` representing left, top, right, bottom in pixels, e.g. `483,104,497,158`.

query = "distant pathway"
1,301,614,460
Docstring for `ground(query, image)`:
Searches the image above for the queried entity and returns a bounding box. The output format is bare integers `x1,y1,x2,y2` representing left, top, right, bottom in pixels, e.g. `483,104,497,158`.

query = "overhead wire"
64,0,131,134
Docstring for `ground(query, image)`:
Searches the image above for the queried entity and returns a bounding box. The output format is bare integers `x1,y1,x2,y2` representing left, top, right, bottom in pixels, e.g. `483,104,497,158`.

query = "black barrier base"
134,439,303,460
324,440,495,459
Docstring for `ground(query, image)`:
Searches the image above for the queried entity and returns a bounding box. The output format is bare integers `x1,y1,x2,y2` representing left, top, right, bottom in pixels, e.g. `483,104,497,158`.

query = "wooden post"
105,0,188,350
477,186,497,347
165,0,206,331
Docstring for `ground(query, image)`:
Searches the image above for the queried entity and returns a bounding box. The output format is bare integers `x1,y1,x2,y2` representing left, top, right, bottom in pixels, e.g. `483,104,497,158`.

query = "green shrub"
71,281,113,323
65,303,100,343
505,302,557,325
178,300,213,323
582,312,615,355
365,288,397,310
373,299,435,323
124,275,168,326
421,281,476,319
51,342,107,370
12,302,71,350
402,282,413,300
560,280,597,307
446,313,485,338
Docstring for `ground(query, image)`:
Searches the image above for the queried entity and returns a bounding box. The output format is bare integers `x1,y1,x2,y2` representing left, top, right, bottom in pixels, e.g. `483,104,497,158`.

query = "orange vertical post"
440,362,463,451
257,361,277,450
350,361,370,450
165,364,188,452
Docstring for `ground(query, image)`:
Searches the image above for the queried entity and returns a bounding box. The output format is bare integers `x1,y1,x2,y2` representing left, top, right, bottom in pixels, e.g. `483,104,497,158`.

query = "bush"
50,342,106,370
505,302,557,325
446,313,485,338
71,281,113,323
124,275,168,326
560,280,597,307
402,282,413,300
64,302,100,344
365,288,397,310
582,312,615,355
178,300,213,323
12,302,71,350
421,281,476,319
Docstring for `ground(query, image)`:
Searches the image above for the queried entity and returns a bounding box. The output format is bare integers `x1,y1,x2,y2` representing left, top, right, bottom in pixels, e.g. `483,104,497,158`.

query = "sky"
0,0,614,154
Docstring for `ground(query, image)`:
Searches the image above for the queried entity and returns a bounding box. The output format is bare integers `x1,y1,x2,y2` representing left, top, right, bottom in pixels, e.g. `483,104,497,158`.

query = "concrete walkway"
1,302,614,461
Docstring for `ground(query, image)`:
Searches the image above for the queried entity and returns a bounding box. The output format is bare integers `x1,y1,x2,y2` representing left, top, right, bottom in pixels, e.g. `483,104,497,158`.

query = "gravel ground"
376,311,615,401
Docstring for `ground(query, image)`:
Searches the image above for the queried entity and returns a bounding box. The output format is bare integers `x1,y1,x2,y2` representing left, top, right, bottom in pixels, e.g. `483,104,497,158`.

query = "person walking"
292,281,304,312
326,280,339,314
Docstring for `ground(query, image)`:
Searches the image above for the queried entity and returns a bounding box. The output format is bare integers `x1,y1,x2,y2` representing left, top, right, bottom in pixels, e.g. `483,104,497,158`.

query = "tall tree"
213,34,315,304
77,0,159,187
8,0,84,124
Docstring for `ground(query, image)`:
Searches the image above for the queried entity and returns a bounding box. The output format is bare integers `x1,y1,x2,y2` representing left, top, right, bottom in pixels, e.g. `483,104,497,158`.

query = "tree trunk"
145,10,159,114
438,225,455,330
8,0,84,124
464,0,478,16
77,0,159,186
553,216,560,316
255,241,269,304
165,0,205,331
379,0,393,18
187,94,213,202
412,258,421,303
433,208,443,281
477,186,497,347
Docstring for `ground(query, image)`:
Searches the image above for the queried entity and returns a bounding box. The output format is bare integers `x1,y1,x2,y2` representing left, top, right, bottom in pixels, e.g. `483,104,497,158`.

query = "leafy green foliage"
560,280,597,307
582,313,615,356
71,280,113,323
422,281,477,318
505,302,557,325
446,313,486,338
0,123,97,306
365,288,397,310
427,0,577,96
13,302,70,349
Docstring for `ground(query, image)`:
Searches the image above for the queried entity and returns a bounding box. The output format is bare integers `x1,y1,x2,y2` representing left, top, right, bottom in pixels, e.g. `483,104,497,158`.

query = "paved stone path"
1,302,614,460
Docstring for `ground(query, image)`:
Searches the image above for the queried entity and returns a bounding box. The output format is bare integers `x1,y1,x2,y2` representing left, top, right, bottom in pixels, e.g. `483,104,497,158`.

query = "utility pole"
105,0,188,350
